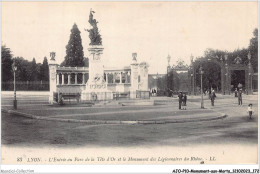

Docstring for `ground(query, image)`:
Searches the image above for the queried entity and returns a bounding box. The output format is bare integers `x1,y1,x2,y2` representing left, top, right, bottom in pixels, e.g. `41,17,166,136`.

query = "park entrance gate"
166,55,191,95
189,52,254,95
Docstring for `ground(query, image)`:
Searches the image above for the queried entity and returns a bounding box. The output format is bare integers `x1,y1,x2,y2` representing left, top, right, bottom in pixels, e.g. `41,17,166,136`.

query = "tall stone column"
105,73,108,84
82,73,85,84
83,45,108,101
130,53,139,98
120,72,122,84
75,73,78,84
113,73,116,83
49,52,58,104
88,46,104,86
62,73,64,85
124,72,128,83
56,74,59,85
68,73,71,84
139,62,149,91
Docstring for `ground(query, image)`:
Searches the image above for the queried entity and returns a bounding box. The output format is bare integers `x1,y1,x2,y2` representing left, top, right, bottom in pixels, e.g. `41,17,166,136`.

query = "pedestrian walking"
234,88,238,97
208,89,211,99
178,91,183,110
247,104,254,119
58,92,64,105
210,90,216,106
238,89,243,106
182,93,187,110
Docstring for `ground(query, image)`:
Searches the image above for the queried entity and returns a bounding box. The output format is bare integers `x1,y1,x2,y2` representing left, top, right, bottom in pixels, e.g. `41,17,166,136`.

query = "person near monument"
208,89,211,99
210,90,216,106
247,103,254,119
58,93,64,105
182,93,187,110
238,89,243,106
234,88,238,97
178,91,183,110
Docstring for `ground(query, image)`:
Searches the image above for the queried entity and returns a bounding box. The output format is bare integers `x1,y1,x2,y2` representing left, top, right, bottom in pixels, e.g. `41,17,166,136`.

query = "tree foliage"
193,28,258,91
195,62,221,91
249,28,258,72
1,45,13,82
167,70,180,92
3,56,49,82
29,58,38,81
63,23,84,67
39,57,49,81
13,57,31,81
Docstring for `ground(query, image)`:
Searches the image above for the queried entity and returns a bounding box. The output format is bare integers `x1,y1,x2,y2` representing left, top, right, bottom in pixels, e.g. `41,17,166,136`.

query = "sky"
2,1,258,74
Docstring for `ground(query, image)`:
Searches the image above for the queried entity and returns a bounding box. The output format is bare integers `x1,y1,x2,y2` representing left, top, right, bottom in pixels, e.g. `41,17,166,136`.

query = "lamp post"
248,51,252,94
224,54,229,95
12,61,17,110
190,55,194,95
191,73,194,95
248,72,251,95
199,66,204,109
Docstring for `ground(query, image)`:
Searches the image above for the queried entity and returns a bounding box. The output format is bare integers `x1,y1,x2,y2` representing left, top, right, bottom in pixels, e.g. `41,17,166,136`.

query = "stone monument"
48,52,58,103
82,9,112,100
130,53,139,98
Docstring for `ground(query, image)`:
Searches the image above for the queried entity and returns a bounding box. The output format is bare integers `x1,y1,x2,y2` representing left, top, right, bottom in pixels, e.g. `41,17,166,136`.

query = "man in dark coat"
178,91,183,110
210,90,216,106
234,88,238,97
238,89,242,105
182,93,187,110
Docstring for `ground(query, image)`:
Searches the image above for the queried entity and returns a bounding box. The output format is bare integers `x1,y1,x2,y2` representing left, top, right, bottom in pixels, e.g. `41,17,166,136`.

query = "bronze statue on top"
86,9,102,45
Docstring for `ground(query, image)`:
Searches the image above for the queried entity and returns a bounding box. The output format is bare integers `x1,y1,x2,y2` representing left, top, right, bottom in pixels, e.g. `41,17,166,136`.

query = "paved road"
1,92,258,147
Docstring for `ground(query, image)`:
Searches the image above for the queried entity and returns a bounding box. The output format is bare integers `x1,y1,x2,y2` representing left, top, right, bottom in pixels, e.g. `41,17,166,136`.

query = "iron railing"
2,81,49,91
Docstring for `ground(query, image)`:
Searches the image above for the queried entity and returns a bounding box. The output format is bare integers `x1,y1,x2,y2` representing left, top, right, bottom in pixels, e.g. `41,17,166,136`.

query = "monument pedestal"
48,53,58,104
82,45,113,101
130,53,139,99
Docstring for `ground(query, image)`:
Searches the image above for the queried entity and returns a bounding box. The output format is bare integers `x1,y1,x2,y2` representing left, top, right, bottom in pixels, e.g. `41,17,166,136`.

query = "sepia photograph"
1,1,259,173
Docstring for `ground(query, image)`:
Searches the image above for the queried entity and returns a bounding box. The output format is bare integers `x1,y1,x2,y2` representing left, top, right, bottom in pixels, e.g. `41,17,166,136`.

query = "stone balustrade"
56,66,89,86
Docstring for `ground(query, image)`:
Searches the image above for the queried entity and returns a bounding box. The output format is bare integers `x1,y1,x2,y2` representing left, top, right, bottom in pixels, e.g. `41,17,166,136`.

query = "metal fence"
2,81,49,91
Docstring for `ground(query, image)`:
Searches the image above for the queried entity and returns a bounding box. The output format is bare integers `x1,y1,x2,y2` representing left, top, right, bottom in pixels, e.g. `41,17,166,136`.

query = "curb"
2,109,228,125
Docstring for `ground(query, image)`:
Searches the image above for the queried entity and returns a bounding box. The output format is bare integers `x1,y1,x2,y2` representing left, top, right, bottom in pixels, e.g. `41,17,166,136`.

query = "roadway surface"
1,91,258,147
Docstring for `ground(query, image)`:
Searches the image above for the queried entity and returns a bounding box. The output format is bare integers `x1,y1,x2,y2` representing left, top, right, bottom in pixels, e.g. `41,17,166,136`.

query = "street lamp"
199,66,204,109
248,51,252,94
224,54,229,95
191,73,193,95
248,73,251,95
12,61,17,110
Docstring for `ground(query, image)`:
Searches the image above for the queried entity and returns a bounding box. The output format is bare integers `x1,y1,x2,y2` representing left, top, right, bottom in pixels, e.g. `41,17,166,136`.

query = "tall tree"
13,57,30,81
40,57,49,81
29,58,38,81
1,45,13,82
249,28,258,72
194,61,221,91
63,23,84,67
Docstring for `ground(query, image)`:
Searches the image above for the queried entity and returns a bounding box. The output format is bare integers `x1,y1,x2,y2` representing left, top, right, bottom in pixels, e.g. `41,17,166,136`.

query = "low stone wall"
81,92,113,101
57,85,86,93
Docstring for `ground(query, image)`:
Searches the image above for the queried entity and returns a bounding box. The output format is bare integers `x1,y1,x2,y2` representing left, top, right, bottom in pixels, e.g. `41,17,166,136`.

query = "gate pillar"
247,52,254,94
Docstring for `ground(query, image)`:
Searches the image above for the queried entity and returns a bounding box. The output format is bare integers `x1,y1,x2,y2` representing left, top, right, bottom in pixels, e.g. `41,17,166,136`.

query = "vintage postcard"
1,1,259,173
